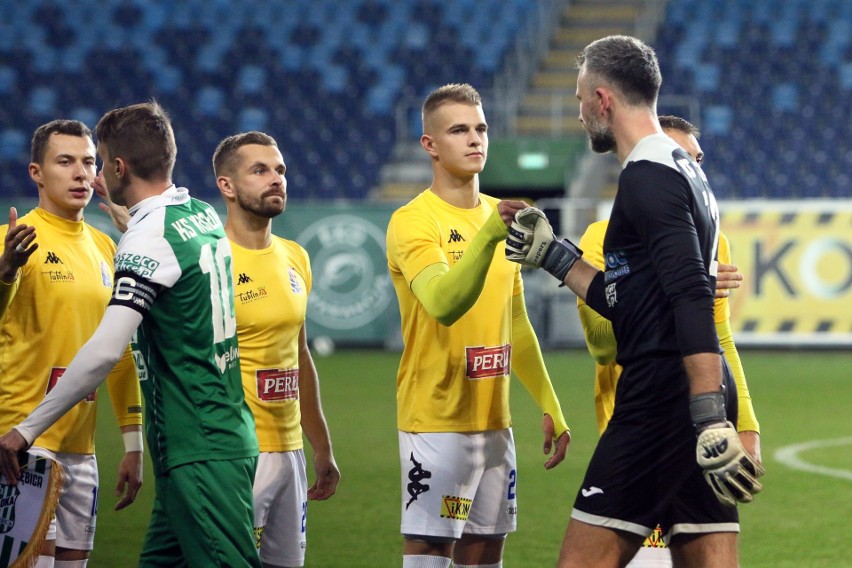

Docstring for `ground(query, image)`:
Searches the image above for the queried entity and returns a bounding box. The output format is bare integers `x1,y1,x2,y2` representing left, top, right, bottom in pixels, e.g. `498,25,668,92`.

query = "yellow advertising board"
720,200,852,346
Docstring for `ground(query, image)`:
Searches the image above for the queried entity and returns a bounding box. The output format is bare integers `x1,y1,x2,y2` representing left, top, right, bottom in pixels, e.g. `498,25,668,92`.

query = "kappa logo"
581,486,604,498
448,229,465,244
405,453,432,510
44,251,63,264
237,273,253,285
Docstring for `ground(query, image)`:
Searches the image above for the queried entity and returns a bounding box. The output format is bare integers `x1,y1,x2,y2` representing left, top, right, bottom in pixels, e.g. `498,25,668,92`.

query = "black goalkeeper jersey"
586,133,722,376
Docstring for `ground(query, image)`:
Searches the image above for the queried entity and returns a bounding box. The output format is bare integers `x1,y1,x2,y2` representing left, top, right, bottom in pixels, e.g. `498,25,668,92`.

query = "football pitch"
90,349,851,567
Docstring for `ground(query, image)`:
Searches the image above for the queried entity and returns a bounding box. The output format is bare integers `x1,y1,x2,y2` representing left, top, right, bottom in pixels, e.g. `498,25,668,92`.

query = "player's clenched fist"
505,207,583,282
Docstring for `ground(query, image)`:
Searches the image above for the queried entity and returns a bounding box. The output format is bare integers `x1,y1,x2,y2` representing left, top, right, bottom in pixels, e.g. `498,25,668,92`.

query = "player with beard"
502,37,763,567
213,131,340,568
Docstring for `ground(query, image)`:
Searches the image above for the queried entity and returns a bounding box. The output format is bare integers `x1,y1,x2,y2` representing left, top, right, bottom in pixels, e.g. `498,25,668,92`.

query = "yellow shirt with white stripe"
0,207,141,454
230,237,309,452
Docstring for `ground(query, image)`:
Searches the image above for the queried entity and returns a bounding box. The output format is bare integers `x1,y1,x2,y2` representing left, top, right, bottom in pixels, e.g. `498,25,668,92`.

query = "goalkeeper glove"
690,391,765,507
505,207,583,282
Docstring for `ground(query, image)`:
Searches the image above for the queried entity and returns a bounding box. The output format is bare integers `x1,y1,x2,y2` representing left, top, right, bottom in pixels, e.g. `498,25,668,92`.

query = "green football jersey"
110,186,258,476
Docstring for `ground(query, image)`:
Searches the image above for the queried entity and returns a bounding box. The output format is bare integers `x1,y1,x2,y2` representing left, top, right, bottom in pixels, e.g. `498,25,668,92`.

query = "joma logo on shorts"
440,495,472,520
256,369,299,401
465,345,511,379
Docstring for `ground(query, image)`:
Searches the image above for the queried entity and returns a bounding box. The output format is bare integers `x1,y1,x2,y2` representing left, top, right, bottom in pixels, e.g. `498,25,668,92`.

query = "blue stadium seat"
0,0,571,199
657,0,851,199
0,128,27,161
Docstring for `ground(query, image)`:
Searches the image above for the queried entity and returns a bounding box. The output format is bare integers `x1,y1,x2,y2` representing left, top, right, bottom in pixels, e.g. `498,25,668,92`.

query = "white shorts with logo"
399,429,517,540
29,448,98,550
253,450,309,567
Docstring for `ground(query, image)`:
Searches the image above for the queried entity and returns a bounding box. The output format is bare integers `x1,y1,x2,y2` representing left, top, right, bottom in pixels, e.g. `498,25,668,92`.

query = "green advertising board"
271,203,399,346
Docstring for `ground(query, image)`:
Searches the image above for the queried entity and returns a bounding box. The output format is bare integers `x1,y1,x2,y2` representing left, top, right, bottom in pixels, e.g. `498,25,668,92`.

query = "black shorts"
571,356,739,540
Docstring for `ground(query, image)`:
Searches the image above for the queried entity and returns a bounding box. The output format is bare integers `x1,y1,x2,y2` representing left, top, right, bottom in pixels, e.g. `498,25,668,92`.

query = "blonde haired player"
213,131,339,568
386,83,570,568
0,120,143,568
577,115,761,568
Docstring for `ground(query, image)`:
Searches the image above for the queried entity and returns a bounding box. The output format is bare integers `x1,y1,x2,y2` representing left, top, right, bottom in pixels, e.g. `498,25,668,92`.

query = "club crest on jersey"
100,261,112,287
288,267,303,294
605,283,618,308
465,345,511,380
256,368,299,401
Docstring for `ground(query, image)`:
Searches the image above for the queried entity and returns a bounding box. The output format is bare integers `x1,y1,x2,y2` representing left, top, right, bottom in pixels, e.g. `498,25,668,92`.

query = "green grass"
90,349,852,567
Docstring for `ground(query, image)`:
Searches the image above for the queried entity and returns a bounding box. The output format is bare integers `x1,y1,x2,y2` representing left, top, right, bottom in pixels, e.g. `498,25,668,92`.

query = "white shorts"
29,448,98,551
399,429,518,540
627,546,672,568
253,450,309,567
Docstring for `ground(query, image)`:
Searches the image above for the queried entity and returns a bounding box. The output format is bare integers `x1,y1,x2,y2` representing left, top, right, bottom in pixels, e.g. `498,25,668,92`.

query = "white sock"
35,556,55,568
454,563,502,568
54,560,88,567
402,555,452,568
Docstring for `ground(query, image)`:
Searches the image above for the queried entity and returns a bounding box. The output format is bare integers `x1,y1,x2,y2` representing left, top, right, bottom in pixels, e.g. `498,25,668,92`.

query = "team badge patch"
288,267,303,294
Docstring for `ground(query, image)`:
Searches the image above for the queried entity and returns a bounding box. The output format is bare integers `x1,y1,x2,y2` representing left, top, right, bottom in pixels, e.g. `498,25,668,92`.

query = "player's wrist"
689,391,727,431
541,238,583,282
122,430,144,453
483,207,509,241
0,267,19,285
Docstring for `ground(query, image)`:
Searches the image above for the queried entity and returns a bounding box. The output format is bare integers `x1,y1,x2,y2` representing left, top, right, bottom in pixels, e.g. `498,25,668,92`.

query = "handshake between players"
499,203,764,508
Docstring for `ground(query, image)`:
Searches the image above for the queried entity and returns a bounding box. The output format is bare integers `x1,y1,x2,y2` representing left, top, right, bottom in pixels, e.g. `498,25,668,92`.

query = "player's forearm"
106,345,143,427
578,303,616,365
411,208,507,326
717,319,760,433
511,294,569,436
298,340,335,456
16,305,142,444
683,352,725,397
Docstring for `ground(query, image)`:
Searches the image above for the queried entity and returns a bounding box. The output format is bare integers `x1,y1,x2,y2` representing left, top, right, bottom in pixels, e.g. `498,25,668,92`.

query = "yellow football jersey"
0,208,141,454
230,237,309,452
387,190,522,433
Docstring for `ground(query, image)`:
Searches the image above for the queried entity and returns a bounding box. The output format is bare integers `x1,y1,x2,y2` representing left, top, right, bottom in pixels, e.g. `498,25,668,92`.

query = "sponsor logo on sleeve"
255,368,299,401
114,253,160,278
465,345,512,380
